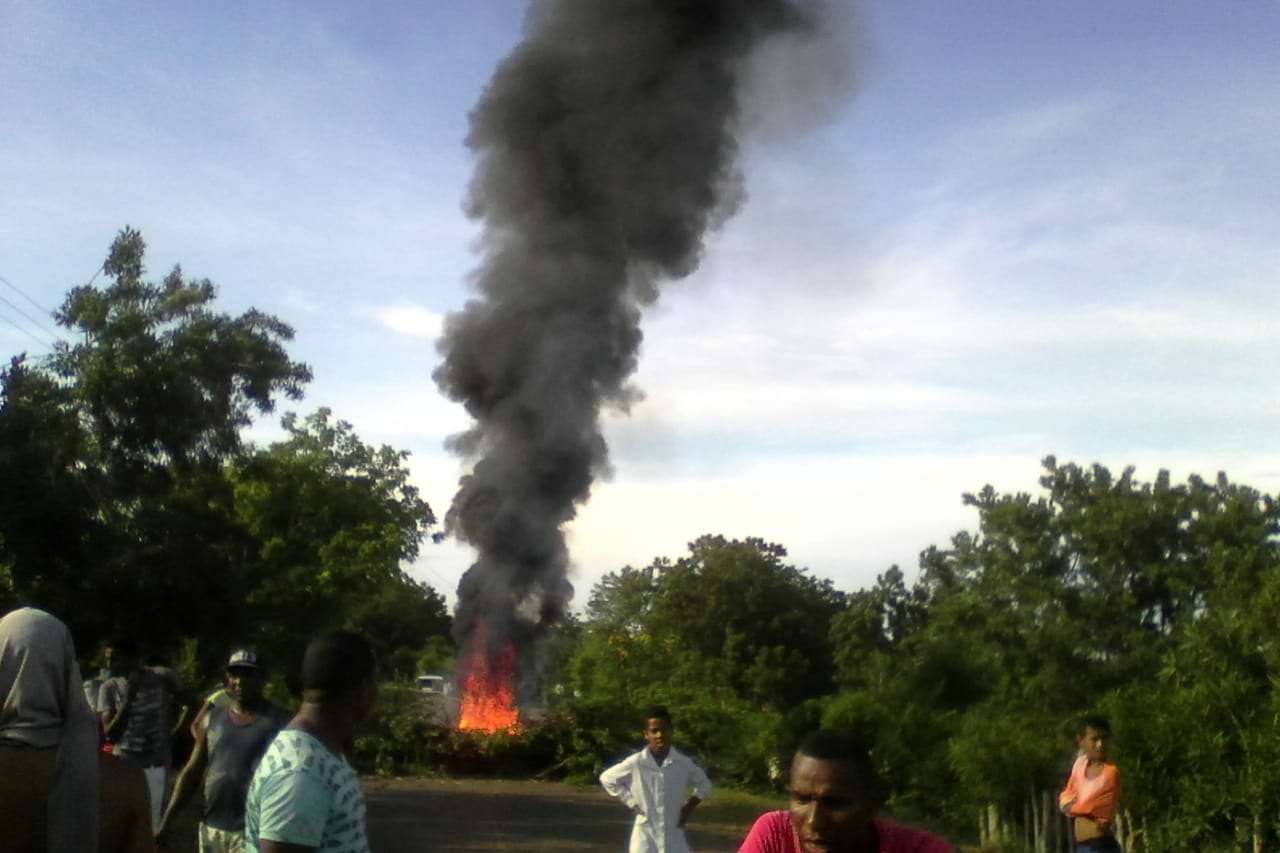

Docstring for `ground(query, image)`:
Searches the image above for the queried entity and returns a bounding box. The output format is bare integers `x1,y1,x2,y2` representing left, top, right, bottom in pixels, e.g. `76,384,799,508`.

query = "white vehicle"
416,674,448,695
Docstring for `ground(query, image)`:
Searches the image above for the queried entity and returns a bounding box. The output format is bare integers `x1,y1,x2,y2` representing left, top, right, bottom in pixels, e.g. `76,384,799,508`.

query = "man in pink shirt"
739,730,953,853
1058,716,1121,853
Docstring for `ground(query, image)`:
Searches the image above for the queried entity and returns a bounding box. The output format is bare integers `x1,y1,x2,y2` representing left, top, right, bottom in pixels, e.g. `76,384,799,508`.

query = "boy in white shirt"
600,705,712,853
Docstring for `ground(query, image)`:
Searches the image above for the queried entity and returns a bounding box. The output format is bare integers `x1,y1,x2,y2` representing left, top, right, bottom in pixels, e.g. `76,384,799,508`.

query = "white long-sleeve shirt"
600,746,712,853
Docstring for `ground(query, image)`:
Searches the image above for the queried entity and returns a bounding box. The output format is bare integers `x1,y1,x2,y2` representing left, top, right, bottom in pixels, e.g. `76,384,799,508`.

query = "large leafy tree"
51,227,310,479
231,408,440,673
0,229,450,682
578,535,843,710
0,356,102,618
347,572,451,681
566,536,844,783
651,535,845,708
0,228,311,649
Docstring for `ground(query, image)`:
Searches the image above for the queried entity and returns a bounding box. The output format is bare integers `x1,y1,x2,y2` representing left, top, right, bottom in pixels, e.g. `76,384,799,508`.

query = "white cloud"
372,304,446,340
304,380,468,445
563,450,1280,603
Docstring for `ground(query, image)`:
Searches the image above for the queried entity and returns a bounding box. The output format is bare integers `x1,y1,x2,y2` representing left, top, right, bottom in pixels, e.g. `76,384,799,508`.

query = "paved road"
161,776,755,851
365,778,749,852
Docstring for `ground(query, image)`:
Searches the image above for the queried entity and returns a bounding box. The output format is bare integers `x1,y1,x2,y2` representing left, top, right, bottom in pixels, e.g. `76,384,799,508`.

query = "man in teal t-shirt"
244,631,378,853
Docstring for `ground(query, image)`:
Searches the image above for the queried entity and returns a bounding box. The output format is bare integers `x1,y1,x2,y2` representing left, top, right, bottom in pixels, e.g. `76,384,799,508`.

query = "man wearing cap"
157,647,289,852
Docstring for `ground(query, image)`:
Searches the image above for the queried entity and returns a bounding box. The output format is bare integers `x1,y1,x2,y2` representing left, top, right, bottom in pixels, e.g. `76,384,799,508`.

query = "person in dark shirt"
97,636,189,831
156,648,288,852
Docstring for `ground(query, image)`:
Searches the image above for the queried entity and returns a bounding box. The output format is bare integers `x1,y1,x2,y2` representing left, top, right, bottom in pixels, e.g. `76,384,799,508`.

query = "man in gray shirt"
156,647,288,852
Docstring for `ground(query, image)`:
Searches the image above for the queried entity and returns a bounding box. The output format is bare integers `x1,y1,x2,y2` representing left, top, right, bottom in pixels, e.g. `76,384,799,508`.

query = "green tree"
0,228,311,652
0,356,102,619
50,227,310,481
231,408,439,671
650,535,845,708
1,229,448,689
1102,476,1280,853
825,457,1280,848
566,535,844,783
347,572,451,680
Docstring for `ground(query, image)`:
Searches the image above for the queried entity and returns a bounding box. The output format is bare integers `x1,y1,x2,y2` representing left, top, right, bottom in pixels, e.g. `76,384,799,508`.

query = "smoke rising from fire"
435,0,851,698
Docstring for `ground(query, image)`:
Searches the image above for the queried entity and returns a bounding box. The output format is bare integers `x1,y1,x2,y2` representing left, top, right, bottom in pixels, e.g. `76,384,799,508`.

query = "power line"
0,272,71,345
0,309,56,353
408,553,459,597
0,260,106,350
0,273,55,318
0,292,63,345
421,565,458,595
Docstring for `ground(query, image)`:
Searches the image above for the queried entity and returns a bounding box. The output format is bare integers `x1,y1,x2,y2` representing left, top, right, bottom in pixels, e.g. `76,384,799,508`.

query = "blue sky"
4,2,1279,605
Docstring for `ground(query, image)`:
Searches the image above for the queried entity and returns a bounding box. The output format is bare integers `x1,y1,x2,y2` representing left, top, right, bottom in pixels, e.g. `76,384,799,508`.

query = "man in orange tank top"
1058,716,1122,853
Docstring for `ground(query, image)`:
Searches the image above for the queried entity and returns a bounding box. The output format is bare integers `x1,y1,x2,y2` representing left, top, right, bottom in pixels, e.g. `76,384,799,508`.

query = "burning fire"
457,633,519,733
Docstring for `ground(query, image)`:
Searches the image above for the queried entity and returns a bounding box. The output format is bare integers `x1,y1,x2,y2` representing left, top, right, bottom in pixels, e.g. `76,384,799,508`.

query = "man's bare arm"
155,719,210,840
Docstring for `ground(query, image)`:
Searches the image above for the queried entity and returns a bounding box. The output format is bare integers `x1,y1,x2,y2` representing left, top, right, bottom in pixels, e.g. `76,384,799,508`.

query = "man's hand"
104,672,143,740
678,796,702,827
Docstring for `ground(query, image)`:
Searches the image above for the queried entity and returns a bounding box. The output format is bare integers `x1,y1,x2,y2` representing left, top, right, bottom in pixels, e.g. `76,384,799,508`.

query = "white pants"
199,822,247,853
142,765,167,831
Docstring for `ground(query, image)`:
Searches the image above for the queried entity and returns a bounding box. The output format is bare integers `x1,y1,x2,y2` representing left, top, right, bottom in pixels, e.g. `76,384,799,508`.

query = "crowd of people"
2,605,1122,853
2,607,379,853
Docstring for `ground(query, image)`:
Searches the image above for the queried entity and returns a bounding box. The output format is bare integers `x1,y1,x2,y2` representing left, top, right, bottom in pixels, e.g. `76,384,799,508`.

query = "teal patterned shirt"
244,728,369,853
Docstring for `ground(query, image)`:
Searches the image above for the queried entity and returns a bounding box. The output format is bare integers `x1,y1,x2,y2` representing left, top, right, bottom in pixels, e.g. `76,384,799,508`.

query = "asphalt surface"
364,778,751,852
162,777,755,852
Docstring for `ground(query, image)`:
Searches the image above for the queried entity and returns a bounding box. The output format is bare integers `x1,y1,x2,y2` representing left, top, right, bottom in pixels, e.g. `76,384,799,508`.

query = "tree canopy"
0,228,448,683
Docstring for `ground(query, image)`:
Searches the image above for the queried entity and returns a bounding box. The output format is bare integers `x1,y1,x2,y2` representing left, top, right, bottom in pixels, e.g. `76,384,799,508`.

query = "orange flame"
457,632,519,733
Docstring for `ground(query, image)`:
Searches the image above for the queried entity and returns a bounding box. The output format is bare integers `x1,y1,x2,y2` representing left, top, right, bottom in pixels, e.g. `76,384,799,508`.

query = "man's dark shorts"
1075,836,1122,853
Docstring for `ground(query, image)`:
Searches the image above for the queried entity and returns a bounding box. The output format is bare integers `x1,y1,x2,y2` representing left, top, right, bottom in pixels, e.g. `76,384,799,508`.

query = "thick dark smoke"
435,0,845,696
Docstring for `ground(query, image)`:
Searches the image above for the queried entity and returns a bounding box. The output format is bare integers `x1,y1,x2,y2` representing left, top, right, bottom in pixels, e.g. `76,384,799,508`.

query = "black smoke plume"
435,0,844,698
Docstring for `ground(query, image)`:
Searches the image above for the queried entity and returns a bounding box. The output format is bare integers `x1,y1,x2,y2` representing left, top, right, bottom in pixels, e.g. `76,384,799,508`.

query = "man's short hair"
301,631,376,702
1078,715,1111,737
795,729,882,804
644,705,673,726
